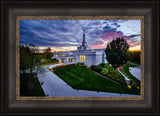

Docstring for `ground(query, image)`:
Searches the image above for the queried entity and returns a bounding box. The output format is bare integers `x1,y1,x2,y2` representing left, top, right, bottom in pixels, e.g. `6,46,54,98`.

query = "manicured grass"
120,62,140,86
20,73,45,96
54,65,140,95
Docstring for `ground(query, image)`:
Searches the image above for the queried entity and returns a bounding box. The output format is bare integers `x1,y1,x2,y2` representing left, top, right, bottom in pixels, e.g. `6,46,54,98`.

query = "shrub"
104,64,109,68
100,68,108,75
98,63,106,67
91,65,103,73
53,58,58,61
107,65,114,73
77,62,84,66
91,65,95,70
131,83,139,90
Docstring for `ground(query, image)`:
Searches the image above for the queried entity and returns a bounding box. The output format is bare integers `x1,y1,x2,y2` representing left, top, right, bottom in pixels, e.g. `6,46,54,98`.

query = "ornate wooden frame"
1,0,159,115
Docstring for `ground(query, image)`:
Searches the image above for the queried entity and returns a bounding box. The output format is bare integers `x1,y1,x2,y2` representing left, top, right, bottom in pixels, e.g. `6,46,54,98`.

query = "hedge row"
91,65,103,73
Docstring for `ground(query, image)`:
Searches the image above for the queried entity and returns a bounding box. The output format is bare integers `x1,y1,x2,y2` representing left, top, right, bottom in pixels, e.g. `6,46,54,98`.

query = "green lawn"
120,62,140,86
20,73,45,96
54,65,140,95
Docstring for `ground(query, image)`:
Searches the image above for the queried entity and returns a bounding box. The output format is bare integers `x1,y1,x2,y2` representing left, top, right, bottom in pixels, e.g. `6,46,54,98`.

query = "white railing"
117,68,131,85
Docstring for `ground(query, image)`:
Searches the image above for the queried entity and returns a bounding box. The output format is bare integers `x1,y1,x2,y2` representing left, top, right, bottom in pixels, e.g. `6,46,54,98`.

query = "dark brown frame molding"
1,0,159,115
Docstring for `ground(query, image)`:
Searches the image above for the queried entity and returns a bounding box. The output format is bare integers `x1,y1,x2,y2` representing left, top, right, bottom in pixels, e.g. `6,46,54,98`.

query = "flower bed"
91,64,126,85
87,66,91,69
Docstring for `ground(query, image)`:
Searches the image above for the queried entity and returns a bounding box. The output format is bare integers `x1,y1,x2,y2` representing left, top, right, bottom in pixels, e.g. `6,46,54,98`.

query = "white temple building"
52,29,107,66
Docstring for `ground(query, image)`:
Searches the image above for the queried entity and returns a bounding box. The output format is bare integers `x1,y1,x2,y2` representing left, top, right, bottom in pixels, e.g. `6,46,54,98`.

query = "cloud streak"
20,19,141,51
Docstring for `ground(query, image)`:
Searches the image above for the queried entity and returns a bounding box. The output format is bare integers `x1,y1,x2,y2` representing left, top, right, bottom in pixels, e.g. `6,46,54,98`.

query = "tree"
20,45,32,73
20,45,45,96
105,37,129,72
20,44,42,75
43,47,52,59
128,50,141,63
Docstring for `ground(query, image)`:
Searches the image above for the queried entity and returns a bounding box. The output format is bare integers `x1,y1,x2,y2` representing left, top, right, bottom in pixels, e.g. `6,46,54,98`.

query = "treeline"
128,50,141,63
20,45,41,74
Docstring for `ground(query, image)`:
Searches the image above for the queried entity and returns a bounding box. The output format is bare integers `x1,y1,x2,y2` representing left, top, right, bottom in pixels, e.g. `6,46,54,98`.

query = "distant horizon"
27,45,141,53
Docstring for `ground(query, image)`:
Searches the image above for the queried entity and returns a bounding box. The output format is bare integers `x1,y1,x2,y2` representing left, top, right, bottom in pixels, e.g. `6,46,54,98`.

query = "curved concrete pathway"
37,64,140,97
129,65,141,81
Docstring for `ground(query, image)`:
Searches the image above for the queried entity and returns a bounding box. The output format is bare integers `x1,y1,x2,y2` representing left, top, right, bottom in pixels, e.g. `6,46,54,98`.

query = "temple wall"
85,55,93,66
52,48,108,66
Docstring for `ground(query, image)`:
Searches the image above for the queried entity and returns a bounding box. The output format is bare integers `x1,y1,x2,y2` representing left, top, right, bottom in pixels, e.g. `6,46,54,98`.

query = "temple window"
82,55,83,62
83,55,86,62
79,55,86,62
80,55,81,61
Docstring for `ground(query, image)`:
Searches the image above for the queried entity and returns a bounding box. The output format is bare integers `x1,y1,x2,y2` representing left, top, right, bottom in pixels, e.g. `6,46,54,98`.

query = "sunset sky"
20,19,141,52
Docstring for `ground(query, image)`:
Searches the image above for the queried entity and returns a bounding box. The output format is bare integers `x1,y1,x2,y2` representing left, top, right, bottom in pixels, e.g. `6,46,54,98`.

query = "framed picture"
1,0,159,115
17,16,144,100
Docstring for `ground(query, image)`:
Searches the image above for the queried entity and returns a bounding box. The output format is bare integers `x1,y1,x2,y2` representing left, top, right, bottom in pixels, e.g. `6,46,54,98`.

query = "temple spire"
82,29,87,46
77,29,91,50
